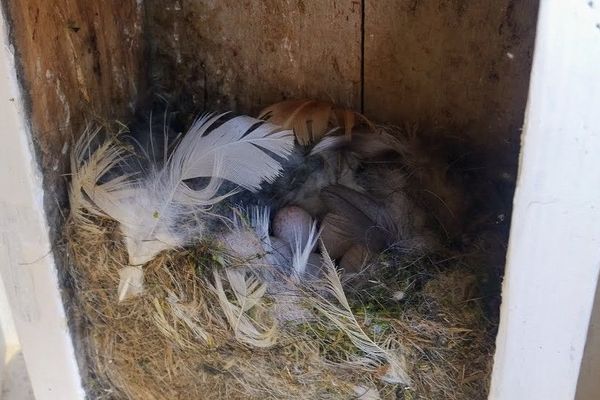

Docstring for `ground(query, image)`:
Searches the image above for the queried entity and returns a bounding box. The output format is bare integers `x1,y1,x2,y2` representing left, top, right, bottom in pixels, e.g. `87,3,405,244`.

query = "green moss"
294,321,359,363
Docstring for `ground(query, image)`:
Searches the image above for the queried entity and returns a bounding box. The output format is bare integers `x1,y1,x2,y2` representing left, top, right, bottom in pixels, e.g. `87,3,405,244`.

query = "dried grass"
66,213,494,400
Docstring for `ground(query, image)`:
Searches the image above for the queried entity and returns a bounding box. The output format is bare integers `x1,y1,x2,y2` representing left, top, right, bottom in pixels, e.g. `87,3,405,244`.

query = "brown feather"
320,185,395,252
259,99,371,145
350,127,467,240
320,213,355,259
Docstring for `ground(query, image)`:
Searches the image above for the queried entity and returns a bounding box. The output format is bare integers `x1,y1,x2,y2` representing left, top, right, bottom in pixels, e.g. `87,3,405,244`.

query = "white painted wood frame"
490,1,600,399
0,7,85,400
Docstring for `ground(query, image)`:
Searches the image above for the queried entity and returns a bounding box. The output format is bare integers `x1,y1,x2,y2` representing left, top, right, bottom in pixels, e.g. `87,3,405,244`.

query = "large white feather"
71,115,295,265
173,114,294,190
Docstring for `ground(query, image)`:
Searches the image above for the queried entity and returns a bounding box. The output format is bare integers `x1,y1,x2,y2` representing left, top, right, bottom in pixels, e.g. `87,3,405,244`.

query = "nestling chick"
259,99,463,272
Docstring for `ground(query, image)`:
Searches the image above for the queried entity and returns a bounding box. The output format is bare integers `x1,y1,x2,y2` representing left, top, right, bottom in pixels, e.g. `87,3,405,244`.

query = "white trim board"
490,1,600,399
0,7,85,400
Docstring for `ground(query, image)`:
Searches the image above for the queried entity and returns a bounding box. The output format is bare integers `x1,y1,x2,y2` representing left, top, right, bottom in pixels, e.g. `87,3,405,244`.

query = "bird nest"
65,100,496,399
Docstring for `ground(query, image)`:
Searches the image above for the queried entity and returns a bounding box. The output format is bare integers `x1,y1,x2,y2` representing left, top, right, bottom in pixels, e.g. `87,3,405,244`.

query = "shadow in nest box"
66,98,492,400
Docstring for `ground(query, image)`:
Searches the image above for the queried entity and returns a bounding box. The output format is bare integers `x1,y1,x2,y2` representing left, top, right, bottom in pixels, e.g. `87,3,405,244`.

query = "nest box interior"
3,0,539,213
1,0,541,398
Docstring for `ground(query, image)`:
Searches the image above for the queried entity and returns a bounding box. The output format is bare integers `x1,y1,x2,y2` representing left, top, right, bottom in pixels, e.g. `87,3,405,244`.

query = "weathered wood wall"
148,0,538,166
365,1,539,159
1,0,145,224
147,0,362,115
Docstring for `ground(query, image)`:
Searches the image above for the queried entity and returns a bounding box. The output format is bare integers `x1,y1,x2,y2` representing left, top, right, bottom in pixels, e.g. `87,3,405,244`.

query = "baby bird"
258,99,465,273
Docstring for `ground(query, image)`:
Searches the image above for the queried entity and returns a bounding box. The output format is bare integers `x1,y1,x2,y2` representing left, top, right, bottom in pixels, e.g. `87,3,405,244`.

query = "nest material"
65,101,499,399
66,215,494,400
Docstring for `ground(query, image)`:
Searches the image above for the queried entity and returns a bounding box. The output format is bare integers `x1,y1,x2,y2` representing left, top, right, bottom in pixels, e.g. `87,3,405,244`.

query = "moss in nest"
295,321,360,364
338,248,494,399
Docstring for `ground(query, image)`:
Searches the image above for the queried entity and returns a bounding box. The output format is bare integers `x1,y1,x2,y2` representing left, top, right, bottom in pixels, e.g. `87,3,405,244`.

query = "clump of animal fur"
66,99,495,400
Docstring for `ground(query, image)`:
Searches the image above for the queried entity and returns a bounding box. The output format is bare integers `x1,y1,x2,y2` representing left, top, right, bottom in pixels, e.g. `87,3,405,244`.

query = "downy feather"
309,133,348,156
347,129,410,160
320,185,397,252
212,269,277,348
291,220,320,277
71,115,295,265
310,244,410,384
70,126,135,223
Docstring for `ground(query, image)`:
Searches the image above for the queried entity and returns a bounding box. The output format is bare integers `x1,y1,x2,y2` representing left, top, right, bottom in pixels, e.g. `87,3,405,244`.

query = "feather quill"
320,185,397,252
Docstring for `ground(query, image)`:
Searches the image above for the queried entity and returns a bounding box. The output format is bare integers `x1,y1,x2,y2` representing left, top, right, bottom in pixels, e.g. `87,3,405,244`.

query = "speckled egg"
272,206,313,247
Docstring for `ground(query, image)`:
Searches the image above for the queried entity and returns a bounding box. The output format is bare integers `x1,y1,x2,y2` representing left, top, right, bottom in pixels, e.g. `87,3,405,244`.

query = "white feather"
166,292,212,344
309,131,347,156
211,269,277,347
174,114,294,190
72,115,295,265
353,386,381,400
291,220,320,277
117,266,144,302
249,206,271,241
69,126,135,223
247,205,289,267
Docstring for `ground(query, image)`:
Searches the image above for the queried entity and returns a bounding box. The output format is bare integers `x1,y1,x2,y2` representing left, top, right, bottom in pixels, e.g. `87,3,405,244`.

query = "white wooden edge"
490,1,600,399
0,270,22,393
0,7,85,400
